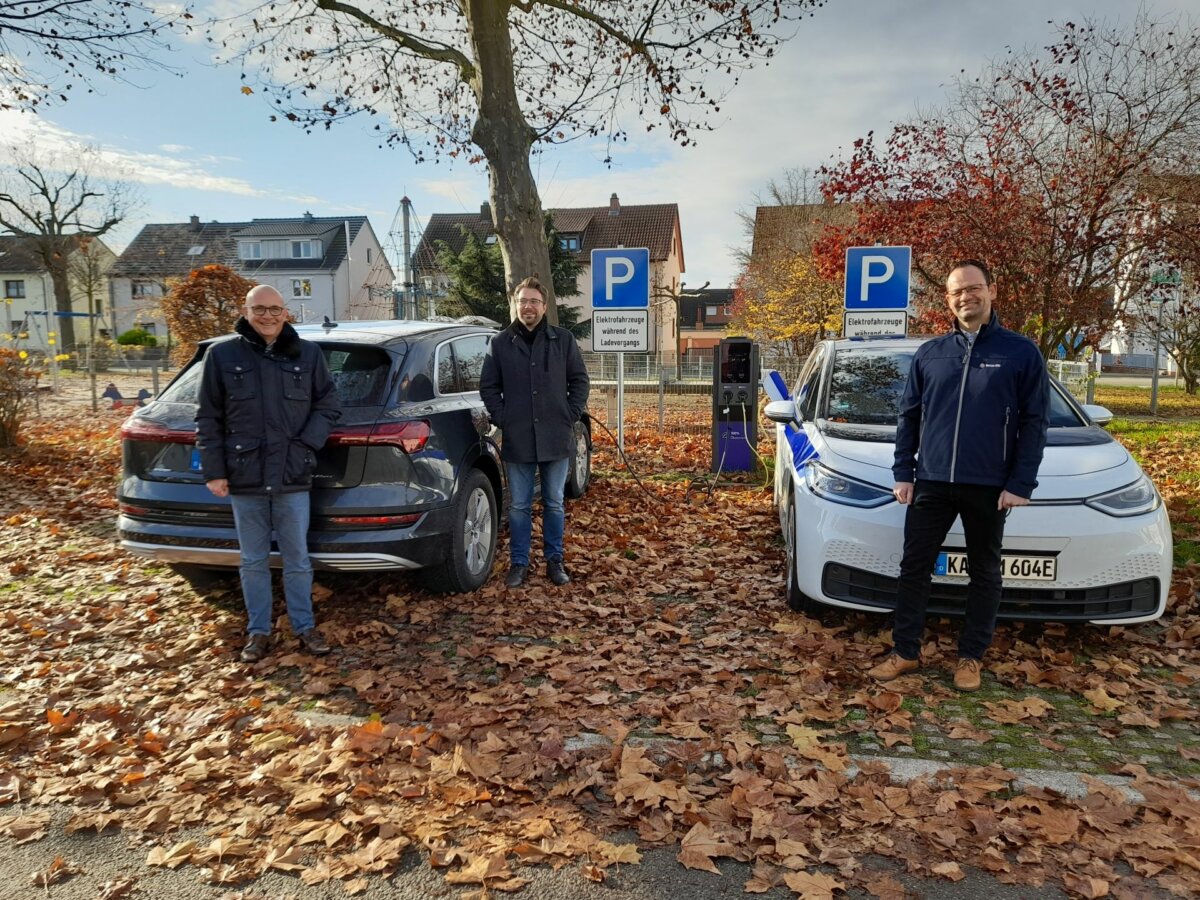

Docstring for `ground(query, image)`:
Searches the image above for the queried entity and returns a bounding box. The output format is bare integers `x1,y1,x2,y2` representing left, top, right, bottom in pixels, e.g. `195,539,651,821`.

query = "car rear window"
155,343,394,408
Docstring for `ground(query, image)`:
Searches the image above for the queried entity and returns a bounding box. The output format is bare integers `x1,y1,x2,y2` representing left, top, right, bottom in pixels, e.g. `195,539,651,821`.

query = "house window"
485,234,498,245
135,322,158,335
292,279,312,298
706,305,718,317
366,248,372,264
558,235,580,251
132,282,156,297
240,241,262,260
186,245,205,256
4,280,25,299
291,240,318,259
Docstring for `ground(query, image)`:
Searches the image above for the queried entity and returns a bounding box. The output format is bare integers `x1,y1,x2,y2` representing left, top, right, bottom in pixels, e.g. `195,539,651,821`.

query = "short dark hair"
512,275,547,302
947,258,993,286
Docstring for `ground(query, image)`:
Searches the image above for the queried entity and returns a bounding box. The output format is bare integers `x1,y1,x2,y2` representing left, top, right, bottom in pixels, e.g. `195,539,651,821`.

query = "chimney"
609,193,620,216
480,202,491,222
189,215,201,232
303,210,315,223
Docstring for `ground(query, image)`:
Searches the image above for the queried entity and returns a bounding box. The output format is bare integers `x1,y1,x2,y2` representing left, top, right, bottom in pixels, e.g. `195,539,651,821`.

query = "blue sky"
3,0,1193,289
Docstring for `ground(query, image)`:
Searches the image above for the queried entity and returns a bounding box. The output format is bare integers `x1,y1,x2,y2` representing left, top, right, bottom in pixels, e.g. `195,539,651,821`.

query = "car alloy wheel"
462,484,494,577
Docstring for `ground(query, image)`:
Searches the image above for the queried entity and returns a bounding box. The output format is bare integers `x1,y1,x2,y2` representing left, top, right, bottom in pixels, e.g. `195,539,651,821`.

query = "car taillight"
120,418,197,444
326,420,430,453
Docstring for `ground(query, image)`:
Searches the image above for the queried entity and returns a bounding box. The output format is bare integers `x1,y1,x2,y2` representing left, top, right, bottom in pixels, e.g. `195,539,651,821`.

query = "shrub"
0,348,45,449
117,328,158,347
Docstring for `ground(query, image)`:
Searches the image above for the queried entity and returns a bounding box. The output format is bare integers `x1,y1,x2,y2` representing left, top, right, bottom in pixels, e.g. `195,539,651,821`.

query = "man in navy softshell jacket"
869,259,1049,692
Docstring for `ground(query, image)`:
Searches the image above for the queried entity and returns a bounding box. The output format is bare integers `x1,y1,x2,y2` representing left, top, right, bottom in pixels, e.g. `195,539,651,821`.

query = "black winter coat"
196,319,342,494
479,320,590,463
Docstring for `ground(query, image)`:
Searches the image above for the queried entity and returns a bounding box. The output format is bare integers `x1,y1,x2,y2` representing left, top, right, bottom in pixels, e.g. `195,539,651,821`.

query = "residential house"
412,194,684,358
0,235,116,354
678,287,736,360
109,214,395,338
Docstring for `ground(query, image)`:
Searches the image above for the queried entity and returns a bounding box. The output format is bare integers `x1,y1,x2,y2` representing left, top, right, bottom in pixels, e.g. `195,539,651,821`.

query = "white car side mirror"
1082,404,1113,426
764,399,798,424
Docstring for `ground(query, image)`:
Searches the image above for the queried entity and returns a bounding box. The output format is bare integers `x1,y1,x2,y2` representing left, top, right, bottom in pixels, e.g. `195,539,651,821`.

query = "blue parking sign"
845,246,911,310
591,248,649,309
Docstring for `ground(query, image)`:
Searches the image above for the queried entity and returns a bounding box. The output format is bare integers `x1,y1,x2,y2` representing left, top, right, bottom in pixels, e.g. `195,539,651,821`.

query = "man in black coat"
196,285,342,662
480,275,590,588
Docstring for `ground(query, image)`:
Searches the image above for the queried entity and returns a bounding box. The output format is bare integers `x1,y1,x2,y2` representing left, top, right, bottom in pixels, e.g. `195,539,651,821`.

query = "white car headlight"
1085,475,1161,517
805,463,894,508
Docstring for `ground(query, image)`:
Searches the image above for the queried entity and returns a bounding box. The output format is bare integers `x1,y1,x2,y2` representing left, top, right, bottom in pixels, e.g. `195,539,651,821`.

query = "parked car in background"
117,319,592,593
765,336,1171,623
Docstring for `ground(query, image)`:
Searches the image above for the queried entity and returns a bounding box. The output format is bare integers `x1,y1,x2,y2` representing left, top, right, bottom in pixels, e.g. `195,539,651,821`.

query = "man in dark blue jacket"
480,275,590,588
869,260,1049,691
196,285,342,663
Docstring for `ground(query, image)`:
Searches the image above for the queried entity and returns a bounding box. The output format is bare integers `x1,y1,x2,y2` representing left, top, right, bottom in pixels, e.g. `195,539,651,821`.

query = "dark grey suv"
117,319,592,593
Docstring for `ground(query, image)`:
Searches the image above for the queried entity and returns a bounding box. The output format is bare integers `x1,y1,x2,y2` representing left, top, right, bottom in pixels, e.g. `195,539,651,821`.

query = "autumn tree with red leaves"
161,265,257,366
222,0,825,322
815,11,1200,358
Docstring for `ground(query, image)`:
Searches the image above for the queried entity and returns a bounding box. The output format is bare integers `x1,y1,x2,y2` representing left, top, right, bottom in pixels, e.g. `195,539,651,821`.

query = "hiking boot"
240,633,270,663
868,653,920,682
297,629,331,656
954,657,983,692
546,559,570,586
505,565,529,588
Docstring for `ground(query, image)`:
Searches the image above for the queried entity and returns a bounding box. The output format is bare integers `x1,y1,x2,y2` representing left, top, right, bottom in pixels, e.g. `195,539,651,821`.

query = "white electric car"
765,337,1171,623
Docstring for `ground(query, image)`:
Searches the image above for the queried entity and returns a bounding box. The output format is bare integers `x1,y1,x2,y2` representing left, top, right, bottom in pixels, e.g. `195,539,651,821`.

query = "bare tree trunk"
48,262,76,352
464,0,557,325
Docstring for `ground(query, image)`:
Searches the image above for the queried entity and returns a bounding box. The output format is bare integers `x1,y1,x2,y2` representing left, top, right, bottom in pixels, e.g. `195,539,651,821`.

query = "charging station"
712,337,759,472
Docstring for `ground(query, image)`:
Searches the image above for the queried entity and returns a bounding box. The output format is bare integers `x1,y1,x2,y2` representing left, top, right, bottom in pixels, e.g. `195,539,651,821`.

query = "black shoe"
547,559,570,586
297,629,331,656
505,565,529,588
240,633,270,663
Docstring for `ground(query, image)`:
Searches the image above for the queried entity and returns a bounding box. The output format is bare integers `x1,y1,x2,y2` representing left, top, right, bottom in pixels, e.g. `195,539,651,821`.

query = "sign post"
843,246,911,337
591,248,650,450
1149,266,1182,416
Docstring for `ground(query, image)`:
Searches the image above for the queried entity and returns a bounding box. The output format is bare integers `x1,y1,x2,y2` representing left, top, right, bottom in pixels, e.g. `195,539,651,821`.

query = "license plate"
936,552,1057,581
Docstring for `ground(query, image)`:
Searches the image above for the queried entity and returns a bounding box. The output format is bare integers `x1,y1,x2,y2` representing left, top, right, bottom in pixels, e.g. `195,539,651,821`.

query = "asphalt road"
1,801,1079,900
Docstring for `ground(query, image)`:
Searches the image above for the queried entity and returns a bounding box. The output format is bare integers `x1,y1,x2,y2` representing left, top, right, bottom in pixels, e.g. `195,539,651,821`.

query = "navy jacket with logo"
892,313,1049,499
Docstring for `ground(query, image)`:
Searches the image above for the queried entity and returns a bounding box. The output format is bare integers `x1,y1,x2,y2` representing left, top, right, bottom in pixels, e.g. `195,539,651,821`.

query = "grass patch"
1095,384,1200,418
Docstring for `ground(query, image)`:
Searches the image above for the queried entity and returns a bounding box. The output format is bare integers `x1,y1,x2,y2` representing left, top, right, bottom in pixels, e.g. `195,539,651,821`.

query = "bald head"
246,284,285,307
243,284,288,341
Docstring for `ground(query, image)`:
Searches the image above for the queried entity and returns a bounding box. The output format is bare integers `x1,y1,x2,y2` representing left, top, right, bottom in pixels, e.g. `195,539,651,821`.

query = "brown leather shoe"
868,653,920,682
954,657,983,692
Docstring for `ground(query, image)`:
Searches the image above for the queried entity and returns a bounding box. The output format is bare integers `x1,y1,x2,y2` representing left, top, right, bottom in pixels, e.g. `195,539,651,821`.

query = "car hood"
818,423,1139,499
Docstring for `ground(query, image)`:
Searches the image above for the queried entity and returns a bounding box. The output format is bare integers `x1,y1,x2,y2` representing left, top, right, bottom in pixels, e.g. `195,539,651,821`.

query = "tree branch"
313,0,476,82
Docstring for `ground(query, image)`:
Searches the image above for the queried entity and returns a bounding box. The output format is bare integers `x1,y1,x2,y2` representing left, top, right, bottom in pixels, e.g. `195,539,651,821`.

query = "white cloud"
0,110,319,205
158,143,189,153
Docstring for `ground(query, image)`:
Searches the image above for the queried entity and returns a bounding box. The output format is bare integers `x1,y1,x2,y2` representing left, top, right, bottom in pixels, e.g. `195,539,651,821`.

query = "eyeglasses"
946,284,989,300
249,305,287,317
517,299,545,307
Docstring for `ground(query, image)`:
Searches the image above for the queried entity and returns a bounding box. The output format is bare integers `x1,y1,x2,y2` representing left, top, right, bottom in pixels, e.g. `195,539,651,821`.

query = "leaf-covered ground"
1,405,1199,899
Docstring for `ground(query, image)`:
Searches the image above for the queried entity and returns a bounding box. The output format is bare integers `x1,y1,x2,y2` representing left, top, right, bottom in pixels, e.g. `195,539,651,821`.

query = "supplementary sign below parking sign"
845,246,911,310
844,310,908,338
594,310,649,352
591,248,650,309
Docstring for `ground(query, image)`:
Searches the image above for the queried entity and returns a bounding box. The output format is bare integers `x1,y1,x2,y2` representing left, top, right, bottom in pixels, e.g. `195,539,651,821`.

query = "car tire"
422,468,498,594
565,420,591,499
785,496,820,615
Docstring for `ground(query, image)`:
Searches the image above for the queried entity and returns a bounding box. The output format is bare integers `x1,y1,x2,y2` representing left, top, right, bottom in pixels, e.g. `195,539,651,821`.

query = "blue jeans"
892,481,1005,661
229,491,316,636
505,458,569,567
